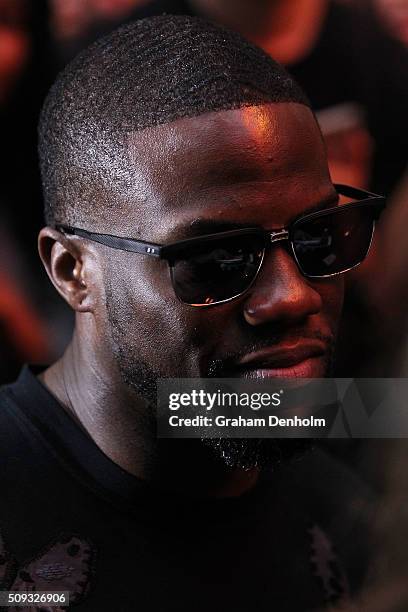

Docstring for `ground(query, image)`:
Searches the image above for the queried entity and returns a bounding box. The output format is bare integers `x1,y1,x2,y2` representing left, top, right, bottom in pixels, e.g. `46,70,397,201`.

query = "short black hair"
38,14,310,227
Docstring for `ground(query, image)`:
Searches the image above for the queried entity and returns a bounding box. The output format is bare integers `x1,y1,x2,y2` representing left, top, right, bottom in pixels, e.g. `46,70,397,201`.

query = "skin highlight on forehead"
120,103,334,242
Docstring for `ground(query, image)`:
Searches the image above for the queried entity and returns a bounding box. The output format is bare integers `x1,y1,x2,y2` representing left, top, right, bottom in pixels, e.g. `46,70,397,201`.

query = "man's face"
96,103,343,464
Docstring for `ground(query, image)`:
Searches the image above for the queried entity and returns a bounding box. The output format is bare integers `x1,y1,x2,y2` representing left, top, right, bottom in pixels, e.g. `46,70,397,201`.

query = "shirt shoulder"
0,381,38,456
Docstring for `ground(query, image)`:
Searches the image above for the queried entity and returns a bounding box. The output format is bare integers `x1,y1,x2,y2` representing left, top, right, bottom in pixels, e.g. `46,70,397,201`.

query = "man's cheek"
121,289,202,375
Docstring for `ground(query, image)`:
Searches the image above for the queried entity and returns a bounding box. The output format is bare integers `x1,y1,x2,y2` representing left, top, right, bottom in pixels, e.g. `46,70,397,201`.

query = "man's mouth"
233,341,328,378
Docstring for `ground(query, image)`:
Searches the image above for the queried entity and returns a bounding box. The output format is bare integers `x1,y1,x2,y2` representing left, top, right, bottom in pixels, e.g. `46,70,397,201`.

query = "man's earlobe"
38,227,93,312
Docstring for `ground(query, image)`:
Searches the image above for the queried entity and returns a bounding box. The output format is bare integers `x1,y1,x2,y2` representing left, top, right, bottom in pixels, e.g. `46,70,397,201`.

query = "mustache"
206,330,335,377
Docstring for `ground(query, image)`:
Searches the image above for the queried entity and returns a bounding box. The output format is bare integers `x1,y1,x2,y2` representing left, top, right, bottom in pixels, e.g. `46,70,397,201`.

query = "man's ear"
38,227,95,312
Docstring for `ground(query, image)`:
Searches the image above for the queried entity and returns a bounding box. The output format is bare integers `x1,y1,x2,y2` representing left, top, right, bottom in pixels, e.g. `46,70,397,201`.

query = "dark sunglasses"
57,184,385,307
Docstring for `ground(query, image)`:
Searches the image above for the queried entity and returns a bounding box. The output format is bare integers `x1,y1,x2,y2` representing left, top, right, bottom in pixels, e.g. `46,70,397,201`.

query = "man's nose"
243,246,323,326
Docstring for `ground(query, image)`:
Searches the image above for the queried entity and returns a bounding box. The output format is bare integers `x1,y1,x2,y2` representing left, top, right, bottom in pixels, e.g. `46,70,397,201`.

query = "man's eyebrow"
187,220,256,236
300,191,340,217
169,192,340,240
163,220,247,243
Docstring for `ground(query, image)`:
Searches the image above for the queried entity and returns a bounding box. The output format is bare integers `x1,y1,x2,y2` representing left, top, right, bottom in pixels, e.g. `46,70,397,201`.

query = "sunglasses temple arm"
57,225,162,257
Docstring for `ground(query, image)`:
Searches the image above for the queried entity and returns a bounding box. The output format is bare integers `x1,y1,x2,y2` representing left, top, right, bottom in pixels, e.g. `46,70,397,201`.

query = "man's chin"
200,437,314,471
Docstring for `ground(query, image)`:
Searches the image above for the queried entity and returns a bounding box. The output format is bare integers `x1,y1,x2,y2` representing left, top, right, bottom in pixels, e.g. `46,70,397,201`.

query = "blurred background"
0,1,407,608
1,0,407,385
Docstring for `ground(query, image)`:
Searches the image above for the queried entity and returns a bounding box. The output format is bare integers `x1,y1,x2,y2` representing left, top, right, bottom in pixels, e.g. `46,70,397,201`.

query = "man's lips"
233,341,328,378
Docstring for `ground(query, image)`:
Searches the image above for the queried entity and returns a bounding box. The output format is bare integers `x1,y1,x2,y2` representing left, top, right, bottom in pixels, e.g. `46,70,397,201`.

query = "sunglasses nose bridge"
249,230,291,284
269,229,290,244
249,229,295,288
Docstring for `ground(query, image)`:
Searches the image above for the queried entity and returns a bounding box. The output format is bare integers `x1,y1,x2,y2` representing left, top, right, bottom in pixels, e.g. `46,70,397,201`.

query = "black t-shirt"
101,0,407,196
0,367,374,611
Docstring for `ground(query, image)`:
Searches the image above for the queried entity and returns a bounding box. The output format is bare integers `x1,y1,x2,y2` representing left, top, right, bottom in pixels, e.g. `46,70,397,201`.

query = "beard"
105,284,332,472
199,437,315,470
105,282,160,404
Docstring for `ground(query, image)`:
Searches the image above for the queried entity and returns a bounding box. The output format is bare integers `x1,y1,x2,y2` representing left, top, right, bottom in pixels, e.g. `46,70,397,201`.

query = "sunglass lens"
292,206,375,277
170,235,264,305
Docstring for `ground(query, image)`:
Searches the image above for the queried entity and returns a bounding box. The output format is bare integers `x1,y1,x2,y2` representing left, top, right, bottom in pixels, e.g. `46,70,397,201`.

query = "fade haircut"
38,15,310,228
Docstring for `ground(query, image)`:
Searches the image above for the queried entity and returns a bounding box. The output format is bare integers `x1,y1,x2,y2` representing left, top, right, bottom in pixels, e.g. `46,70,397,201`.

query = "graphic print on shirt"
309,523,350,607
1,522,349,610
0,530,95,611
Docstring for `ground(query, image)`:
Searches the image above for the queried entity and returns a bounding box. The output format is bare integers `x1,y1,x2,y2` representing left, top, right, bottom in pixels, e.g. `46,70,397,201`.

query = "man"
0,16,380,610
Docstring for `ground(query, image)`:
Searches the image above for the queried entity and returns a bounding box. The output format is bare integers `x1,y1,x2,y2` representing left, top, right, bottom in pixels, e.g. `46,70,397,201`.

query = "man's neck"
38,331,260,498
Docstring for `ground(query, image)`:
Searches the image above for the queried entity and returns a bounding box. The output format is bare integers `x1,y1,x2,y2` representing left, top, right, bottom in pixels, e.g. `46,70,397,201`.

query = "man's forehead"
126,103,321,185
116,103,330,238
